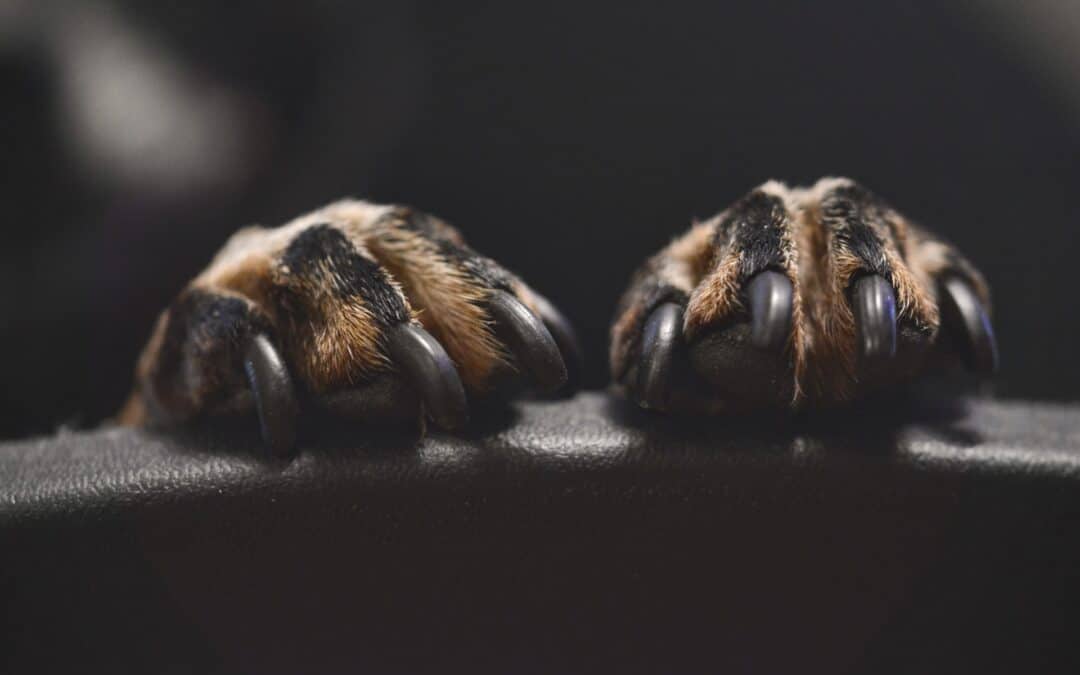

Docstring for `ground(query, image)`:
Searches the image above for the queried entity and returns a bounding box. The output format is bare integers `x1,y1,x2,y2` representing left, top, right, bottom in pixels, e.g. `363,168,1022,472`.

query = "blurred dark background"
2,0,1077,439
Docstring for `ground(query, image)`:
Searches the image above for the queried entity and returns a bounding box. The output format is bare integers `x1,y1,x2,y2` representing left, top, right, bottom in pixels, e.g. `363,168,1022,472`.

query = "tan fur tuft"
362,218,508,392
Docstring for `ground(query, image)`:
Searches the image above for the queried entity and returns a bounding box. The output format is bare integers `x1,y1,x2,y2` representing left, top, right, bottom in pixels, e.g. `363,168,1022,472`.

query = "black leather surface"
3,392,1080,674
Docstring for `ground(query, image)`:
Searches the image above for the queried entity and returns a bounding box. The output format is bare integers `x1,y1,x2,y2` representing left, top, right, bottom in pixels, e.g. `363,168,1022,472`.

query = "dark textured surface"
3,392,1080,674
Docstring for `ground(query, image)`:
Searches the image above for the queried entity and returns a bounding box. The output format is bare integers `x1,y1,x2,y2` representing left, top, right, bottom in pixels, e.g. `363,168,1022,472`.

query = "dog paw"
120,200,581,454
610,177,997,414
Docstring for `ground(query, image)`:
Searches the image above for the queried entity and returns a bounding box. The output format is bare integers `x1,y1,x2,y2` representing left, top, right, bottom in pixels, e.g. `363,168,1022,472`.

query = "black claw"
488,290,568,393
940,277,999,375
243,333,299,458
852,274,898,360
385,323,469,430
528,291,584,393
746,270,794,351
637,303,683,410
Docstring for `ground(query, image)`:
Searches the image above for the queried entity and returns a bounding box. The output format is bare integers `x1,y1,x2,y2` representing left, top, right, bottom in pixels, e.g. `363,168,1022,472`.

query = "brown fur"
609,221,714,377
802,178,941,404
363,215,509,392
905,223,992,308
183,208,404,393
611,177,989,410
273,244,397,392
122,198,540,427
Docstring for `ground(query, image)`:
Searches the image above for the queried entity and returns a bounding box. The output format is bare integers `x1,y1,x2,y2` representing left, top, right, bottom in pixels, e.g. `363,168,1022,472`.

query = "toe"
488,290,568,394
939,277,999,375
851,274,898,361
385,323,469,430
243,333,300,457
637,303,684,410
528,291,584,394
746,270,794,351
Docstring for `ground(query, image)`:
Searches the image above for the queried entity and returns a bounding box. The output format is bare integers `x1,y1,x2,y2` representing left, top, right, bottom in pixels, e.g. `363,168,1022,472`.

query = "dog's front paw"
120,200,581,454
610,177,997,414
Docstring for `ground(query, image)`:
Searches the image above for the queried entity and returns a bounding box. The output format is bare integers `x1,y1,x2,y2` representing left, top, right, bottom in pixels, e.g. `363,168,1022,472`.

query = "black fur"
389,208,517,292
150,289,266,419
823,184,892,280
714,190,789,280
280,224,410,326
631,265,692,328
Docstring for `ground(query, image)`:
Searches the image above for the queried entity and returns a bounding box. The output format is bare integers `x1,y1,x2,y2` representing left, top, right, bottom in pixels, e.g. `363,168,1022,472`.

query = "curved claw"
243,333,299,458
746,270,794,351
637,303,684,410
488,290,568,393
527,291,584,393
852,274,897,360
940,277,999,375
385,323,469,430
